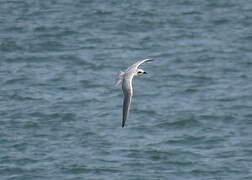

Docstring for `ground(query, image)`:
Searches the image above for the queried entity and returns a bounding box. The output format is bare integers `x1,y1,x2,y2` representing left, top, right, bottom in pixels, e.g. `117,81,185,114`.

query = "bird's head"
135,69,147,76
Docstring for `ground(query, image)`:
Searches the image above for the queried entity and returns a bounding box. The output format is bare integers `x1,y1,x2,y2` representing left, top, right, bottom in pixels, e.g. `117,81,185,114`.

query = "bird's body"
115,59,153,127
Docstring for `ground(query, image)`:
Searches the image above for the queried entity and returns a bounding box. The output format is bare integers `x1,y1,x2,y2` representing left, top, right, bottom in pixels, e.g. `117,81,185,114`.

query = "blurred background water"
1,0,252,179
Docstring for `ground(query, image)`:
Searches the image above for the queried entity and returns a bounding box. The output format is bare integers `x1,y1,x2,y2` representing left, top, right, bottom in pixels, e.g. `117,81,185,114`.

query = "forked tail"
114,71,125,87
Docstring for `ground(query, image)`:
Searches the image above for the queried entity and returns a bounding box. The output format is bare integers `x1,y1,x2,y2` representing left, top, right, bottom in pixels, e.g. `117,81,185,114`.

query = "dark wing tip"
143,59,154,64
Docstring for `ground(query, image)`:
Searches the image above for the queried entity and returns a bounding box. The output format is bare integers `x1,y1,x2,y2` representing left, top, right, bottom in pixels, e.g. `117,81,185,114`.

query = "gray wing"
126,58,153,72
122,78,133,127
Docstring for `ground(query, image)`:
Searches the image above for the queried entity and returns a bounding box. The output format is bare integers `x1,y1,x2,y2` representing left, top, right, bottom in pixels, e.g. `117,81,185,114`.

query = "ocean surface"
1,0,252,179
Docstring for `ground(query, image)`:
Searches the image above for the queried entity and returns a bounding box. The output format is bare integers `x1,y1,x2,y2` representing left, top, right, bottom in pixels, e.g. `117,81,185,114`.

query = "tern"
115,59,153,127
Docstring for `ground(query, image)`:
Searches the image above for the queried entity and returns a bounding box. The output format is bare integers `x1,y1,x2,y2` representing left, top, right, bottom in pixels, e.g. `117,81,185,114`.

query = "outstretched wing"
122,78,133,127
126,59,153,72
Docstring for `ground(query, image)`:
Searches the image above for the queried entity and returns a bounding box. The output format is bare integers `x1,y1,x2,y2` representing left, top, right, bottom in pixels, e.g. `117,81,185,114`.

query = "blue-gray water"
1,0,252,179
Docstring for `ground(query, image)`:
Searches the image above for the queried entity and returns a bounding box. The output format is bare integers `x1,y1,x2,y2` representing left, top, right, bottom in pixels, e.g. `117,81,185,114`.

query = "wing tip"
144,58,153,61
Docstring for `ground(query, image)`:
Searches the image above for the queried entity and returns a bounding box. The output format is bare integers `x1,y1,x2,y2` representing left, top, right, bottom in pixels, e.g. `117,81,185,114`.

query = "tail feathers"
114,71,125,87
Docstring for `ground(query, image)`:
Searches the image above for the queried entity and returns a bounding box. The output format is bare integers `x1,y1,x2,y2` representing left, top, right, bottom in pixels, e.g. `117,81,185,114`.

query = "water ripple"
1,0,252,179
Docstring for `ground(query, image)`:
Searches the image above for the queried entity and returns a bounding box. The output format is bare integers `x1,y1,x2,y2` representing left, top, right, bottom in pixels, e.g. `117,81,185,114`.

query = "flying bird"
115,59,153,127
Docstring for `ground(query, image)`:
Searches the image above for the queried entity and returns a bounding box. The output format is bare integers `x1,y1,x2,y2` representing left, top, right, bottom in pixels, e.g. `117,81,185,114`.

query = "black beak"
143,72,147,74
